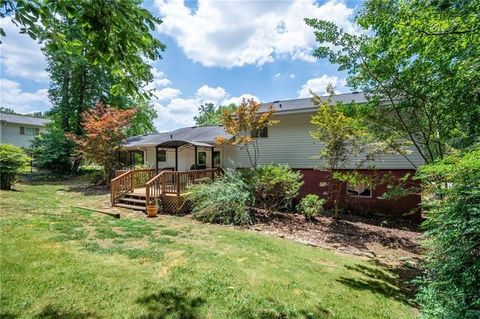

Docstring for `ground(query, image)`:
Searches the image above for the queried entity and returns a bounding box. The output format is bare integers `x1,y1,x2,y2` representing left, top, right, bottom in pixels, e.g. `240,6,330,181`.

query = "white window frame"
346,182,372,198
20,127,38,136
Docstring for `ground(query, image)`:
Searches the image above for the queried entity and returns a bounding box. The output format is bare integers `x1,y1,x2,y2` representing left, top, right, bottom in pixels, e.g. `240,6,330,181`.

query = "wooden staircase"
114,193,147,211
110,168,221,214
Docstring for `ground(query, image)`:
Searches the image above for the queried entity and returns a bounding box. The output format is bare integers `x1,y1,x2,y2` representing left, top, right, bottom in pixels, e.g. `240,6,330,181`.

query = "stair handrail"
145,171,166,206
110,170,133,204
144,168,221,206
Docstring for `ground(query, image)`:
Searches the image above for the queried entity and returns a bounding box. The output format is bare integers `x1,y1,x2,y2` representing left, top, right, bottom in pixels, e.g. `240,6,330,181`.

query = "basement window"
346,182,372,198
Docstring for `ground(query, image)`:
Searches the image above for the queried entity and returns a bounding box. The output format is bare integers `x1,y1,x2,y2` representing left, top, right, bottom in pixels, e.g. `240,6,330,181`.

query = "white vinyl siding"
140,146,222,171
0,122,46,148
222,111,424,169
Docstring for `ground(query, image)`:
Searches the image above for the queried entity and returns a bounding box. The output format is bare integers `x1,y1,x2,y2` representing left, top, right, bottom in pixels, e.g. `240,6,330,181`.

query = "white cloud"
0,18,49,82
151,67,171,87
154,0,356,67
196,85,227,104
151,83,258,131
155,87,182,101
297,75,347,98
223,94,259,106
0,79,50,113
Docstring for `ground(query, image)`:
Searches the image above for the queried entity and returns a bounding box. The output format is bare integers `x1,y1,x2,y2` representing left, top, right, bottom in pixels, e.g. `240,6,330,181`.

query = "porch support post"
155,146,159,174
211,147,215,180
194,145,198,169
175,146,178,171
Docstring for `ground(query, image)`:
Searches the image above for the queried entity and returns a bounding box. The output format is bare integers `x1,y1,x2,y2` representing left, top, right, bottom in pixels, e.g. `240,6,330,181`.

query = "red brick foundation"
295,169,421,220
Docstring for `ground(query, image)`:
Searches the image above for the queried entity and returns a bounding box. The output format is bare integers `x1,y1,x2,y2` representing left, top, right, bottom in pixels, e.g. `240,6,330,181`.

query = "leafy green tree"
194,103,236,127
125,102,158,137
416,148,480,318
31,126,76,174
310,93,386,216
1,1,162,172
0,144,30,190
68,102,136,183
0,107,16,114
1,0,165,98
216,99,278,167
306,0,480,164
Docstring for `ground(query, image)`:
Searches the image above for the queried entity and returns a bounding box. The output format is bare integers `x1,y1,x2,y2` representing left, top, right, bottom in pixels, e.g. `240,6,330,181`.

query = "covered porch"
111,139,223,213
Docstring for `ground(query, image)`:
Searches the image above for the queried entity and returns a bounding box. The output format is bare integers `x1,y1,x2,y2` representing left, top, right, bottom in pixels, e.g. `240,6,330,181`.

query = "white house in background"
115,92,423,218
0,112,50,148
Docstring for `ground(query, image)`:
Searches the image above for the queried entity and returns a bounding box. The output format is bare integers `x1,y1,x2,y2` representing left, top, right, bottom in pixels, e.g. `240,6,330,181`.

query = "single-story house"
113,92,422,218
0,112,49,148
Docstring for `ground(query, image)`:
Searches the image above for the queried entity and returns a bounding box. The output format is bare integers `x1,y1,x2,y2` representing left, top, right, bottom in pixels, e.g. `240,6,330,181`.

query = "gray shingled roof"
125,92,369,148
259,92,368,113
0,112,50,126
125,125,230,148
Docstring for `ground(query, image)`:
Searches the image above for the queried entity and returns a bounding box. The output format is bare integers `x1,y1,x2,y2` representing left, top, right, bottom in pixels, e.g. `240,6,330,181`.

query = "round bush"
247,164,303,212
187,169,253,225
297,194,326,221
0,144,30,190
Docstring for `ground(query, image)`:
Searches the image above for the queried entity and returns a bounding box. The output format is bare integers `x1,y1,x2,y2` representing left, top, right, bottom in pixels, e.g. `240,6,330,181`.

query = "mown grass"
0,179,418,318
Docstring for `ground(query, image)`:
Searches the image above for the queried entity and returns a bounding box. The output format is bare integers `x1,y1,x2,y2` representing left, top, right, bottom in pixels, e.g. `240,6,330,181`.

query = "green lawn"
0,180,417,319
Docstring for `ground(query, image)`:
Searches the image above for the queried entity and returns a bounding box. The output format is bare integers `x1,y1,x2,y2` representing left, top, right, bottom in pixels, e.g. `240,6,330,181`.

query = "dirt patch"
247,210,423,268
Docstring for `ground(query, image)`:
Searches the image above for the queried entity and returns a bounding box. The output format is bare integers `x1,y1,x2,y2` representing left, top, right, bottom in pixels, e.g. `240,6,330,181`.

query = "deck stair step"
118,198,146,204
123,194,147,199
114,203,146,211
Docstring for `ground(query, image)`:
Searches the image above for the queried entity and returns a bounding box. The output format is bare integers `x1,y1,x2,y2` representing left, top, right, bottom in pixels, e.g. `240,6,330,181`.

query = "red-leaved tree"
69,101,136,184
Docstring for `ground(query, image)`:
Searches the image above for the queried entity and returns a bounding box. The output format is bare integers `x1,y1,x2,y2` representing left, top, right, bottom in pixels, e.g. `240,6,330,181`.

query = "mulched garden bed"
248,209,424,268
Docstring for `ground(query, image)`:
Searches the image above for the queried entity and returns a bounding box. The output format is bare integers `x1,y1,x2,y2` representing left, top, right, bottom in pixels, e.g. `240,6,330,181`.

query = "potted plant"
146,199,160,218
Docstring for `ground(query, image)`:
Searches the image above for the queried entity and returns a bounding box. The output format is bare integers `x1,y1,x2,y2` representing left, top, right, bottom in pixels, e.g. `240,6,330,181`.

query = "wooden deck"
131,187,183,197
110,168,221,214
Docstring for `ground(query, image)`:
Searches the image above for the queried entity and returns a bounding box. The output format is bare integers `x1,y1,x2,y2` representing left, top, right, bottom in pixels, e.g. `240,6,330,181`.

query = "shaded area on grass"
33,305,99,319
338,264,417,307
136,288,204,319
63,184,110,196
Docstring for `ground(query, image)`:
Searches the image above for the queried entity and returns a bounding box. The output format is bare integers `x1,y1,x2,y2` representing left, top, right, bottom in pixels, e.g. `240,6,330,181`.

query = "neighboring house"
118,92,422,218
0,112,50,148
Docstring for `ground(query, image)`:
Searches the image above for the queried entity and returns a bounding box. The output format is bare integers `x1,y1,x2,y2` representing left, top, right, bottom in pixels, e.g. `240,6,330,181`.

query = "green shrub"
187,169,253,225
297,194,325,221
31,127,75,174
246,164,303,211
0,144,30,190
416,149,480,318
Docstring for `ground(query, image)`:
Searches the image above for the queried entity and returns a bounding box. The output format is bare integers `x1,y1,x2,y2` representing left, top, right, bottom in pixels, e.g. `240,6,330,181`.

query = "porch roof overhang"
156,140,214,148
124,125,229,150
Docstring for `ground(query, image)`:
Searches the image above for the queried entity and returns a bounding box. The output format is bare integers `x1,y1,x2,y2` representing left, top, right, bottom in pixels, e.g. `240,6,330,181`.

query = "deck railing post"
130,171,135,192
176,172,181,196
145,183,150,206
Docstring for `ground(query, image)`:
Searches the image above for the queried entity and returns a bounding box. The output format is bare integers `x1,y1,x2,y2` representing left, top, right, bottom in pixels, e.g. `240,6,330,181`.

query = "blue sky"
0,0,363,132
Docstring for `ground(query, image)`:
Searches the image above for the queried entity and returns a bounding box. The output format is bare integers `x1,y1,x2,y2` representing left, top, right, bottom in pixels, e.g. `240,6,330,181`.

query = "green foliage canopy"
0,144,30,190
1,0,165,98
194,103,235,127
416,148,480,318
306,0,480,164
31,126,76,174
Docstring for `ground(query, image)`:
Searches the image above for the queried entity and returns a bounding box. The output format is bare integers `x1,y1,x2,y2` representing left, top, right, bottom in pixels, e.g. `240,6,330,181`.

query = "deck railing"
145,168,221,205
110,170,133,203
114,168,157,188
